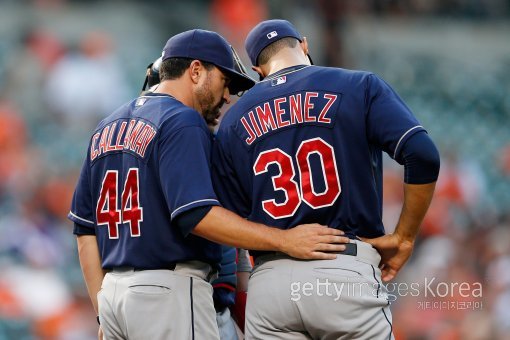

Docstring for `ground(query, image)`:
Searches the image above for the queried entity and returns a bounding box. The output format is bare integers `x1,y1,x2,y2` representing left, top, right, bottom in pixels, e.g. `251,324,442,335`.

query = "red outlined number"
297,138,340,209
254,149,301,219
121,169,143,237
96,171,121,238
96,168,143,239
253,138,341,219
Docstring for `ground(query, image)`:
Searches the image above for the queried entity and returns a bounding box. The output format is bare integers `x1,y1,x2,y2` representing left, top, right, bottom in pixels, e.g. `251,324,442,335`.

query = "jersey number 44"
96,168,144,239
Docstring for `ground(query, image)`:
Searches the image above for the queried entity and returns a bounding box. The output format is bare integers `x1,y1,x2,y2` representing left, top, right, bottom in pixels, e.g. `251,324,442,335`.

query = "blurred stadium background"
0,0,509,339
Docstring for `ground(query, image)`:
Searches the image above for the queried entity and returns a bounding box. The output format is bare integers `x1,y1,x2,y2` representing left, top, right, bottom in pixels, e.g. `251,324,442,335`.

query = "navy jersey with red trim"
68,93,221,269
212,65,425,245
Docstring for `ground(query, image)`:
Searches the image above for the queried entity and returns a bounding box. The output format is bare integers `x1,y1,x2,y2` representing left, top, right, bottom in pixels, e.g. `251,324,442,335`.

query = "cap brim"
221,67,256,94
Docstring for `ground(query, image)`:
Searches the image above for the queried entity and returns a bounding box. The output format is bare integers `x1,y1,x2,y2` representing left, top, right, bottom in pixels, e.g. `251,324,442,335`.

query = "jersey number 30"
253,138,340,219
96,168,143,239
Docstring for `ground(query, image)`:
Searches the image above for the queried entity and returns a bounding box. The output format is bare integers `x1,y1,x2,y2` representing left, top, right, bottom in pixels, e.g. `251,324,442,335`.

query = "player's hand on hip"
360,234,414,282
280,224,349,260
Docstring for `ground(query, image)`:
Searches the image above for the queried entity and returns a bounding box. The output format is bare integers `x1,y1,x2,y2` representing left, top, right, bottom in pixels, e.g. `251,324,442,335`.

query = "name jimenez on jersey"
240,91,339,146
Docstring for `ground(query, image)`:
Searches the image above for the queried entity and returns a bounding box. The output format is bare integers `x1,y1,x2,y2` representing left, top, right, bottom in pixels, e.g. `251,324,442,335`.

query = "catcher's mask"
141,57,162,92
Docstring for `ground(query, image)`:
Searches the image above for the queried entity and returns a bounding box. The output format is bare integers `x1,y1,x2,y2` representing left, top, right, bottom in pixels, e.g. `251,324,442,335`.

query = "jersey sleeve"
365,74,426,160
211,128,251,218
158,123,220,232
68,155,96,234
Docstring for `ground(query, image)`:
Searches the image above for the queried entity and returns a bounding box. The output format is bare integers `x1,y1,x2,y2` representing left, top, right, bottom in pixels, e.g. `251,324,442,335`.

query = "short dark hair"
160,58,215,81
257,37,299,66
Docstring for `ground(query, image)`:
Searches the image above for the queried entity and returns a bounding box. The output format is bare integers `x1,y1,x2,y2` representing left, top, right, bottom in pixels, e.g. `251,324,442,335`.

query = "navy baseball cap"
162,29,255,94
245,19,304,66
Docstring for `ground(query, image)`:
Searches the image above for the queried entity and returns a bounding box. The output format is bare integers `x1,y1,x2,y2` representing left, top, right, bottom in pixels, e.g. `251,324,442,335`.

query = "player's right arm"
193,206,347,260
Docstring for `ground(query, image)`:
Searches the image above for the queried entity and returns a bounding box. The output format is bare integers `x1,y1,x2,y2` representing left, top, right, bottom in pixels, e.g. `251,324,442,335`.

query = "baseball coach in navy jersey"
140,54,251,340
211,19,440,339
68,29,350,340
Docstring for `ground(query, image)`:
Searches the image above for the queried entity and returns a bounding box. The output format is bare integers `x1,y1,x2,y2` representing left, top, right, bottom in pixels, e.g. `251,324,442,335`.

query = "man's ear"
301,37,309,56
189,60,203,84
252,65,264,79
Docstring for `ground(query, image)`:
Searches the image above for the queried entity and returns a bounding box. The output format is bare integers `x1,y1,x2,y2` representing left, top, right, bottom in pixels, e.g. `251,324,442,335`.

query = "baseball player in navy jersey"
211,20,440,339
141,55,250,340
69,29,349,340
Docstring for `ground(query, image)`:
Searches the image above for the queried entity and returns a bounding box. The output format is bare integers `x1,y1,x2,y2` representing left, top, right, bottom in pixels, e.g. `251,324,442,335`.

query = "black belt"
157,263,177,271
110,263,177,272
335,242,357,256
254,242,358,263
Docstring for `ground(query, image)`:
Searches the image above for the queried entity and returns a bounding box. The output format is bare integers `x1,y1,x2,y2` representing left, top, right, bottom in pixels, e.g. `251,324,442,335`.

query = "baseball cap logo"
267,31,278,39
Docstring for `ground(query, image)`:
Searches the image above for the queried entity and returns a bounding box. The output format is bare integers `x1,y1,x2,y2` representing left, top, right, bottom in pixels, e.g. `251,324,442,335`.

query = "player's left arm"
69,153,106,316
361,74,440,281
363,131,440,281
76,232,106,316
363,183,436,282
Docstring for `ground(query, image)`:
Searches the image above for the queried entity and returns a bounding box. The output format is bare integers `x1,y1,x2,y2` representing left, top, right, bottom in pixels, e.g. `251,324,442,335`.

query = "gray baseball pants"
245,240,394,340
98,261,220,340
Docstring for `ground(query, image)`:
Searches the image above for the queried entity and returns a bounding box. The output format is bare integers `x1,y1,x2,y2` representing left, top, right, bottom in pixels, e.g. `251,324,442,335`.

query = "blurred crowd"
0,0,509,339
0,21,131,340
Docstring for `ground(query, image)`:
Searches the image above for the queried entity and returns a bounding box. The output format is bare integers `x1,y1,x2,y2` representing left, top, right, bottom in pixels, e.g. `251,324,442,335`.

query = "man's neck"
155,80,196,111
263,50,309,78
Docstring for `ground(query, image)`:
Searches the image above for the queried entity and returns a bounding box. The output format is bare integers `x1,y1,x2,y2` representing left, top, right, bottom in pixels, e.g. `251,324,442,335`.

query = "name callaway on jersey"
239,90,340,146
90,118,157,161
